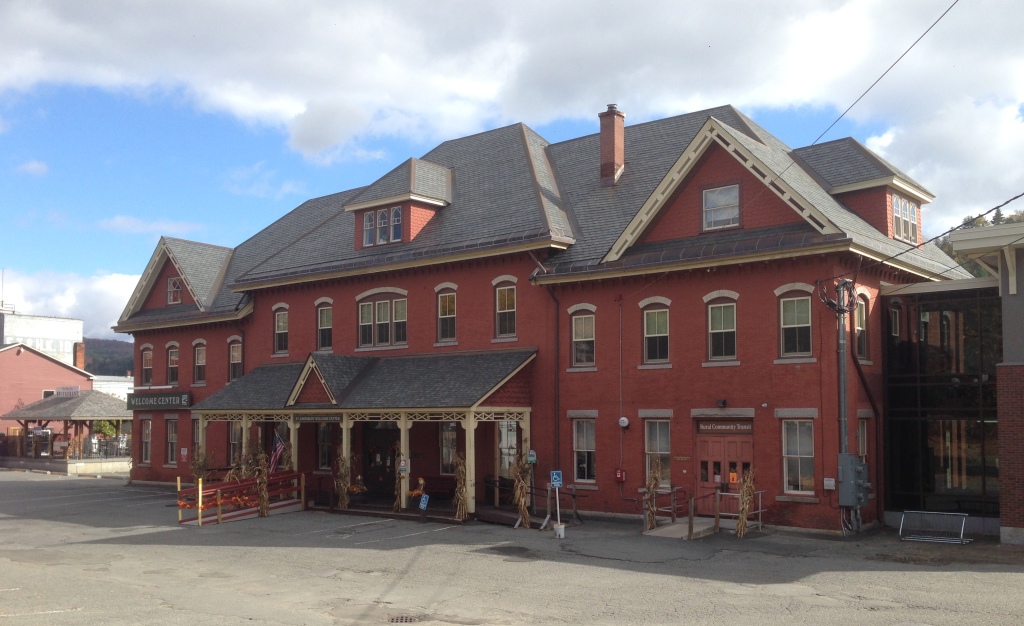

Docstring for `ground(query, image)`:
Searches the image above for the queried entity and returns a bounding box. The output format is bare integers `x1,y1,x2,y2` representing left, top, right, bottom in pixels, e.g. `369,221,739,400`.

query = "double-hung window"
440,422,457,475
167,348,179,385
166,419,177,466
140,419,152,464
645,420,671,485
274,309,288,353
709,303,737,360
228,341,242,381
780,297,811,357
496,286,516,337
141,349,153,386
391,207,402,242
228,422,243,465
192,419,201,454
193,344,206,384
892,194,919,244
318,306,333,350
572,314,595,366
167,278,182,304
703,185,739,230
574,419,596,481
857,419,869,466
644,309,669,363
318,423,333,470
363,212,375,247
358,298,407,348
377,209,389,244
438,292,456,342
855,298,868,359
783,420,814,493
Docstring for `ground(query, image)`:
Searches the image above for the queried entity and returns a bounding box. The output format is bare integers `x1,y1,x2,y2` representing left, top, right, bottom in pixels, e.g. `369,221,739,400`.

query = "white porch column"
341,414,352,461
198,414,206,455
463,411,478,514
289,417,299,471
399,414,410,509
521,410,531,457
241,416,250,459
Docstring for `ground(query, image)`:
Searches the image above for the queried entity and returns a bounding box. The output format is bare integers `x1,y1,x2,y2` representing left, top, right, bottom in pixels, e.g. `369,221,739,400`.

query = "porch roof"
192,349,536,413
2,390,132,422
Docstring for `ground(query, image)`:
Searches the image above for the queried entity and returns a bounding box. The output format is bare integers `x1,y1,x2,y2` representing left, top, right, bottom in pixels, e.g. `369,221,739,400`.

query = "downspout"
545,286,561,472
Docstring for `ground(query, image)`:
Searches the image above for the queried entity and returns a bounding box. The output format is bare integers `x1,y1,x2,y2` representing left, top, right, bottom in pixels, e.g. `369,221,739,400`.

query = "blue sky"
1,1,1021,338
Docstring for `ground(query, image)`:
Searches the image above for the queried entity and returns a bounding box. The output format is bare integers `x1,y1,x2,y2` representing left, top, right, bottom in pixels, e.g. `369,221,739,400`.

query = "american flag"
269,432,286,474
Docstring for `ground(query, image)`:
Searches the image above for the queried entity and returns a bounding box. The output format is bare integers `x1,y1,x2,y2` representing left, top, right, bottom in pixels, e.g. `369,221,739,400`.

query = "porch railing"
176,471,306,526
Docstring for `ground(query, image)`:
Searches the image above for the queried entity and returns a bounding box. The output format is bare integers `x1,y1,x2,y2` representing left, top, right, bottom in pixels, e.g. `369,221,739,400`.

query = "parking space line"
298,519,393,535
0,608,82,617
353,525,453,545
0,488,169,505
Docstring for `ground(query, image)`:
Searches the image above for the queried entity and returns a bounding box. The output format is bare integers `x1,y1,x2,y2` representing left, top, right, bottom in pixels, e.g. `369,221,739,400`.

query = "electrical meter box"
837,453,871,507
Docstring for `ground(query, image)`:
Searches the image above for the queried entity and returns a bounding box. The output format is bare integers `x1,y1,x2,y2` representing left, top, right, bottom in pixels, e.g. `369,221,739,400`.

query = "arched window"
496,284,516,338
855,296,869,359
703,291,739,361
568,304,597,367
166,344,179,385
391,206,402,242
227,336,243,382
141,346,153,386
356,288,408,349
377,208,389,244
437,290,456,342
273,304,289,354
639,297,671,364
193,340,207,384
317,304,333,350
167,277,182,304
363,212,375,247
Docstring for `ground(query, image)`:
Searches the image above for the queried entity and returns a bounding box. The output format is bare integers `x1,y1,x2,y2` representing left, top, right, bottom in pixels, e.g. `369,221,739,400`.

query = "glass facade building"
884,286,1001,517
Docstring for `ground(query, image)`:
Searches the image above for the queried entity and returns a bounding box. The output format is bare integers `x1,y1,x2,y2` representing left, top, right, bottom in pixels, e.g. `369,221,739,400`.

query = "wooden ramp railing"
177,471,307,526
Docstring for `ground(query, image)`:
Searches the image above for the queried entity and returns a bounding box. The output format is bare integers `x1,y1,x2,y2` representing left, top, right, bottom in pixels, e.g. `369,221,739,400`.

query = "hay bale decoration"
453,453,468,521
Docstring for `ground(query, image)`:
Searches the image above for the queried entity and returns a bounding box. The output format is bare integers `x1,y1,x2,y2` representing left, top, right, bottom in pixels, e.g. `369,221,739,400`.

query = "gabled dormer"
118,237,233,320
791,138,933,245
343,157,452,250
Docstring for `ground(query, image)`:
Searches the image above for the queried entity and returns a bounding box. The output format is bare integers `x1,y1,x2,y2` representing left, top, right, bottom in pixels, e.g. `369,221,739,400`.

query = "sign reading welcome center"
127,392,191,410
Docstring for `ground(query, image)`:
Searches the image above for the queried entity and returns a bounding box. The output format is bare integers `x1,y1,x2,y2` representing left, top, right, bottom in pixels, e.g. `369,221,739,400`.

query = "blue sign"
550,470,563,488
419,494,429,510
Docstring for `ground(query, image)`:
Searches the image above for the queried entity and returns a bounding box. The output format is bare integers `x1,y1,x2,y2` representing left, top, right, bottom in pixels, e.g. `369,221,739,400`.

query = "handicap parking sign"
550,470,562,488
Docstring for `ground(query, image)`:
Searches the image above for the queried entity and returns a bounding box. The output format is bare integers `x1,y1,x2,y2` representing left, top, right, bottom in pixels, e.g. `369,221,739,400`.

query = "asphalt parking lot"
2,470,1023,625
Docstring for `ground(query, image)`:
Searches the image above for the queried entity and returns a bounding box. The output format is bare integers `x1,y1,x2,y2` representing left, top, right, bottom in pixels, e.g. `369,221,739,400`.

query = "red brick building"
114,105,966,530
0,342,94,437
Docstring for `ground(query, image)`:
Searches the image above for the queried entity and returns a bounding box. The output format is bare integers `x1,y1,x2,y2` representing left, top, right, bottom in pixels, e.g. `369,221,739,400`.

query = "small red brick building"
114,105,966,530
0,342,94,437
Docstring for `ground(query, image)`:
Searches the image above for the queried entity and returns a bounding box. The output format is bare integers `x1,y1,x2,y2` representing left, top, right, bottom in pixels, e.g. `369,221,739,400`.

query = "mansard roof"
342,157,452,211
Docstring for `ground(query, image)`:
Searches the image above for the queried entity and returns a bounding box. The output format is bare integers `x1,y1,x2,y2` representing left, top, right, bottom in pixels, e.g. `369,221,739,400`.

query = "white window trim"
780,296,812,358
390,206,402,242
703,184,740,231
573,419,596,482
363,212,375,247
434,282,458,293
638,296,671,309
571,313,596,367
643,308,669,364
167,277,182,305
782,420,815,495
708,302,737,360
567,303,597,315
491,274,519,286
495,284,516,338
438,291,457,342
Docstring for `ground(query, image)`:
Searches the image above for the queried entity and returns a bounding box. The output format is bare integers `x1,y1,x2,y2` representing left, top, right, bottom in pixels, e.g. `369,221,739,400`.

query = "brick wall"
997,363,1024,539
141,259,197,310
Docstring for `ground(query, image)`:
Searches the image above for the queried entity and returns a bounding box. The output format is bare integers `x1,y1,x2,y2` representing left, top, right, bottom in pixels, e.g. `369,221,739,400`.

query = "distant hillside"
85,337,134,376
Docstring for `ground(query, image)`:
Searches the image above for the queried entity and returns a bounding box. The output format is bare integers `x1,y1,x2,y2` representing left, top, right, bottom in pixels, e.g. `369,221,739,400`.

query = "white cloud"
15,159,48,175
99,215,203,236
0,0,1021,230
223,161,306,199
0,269,139,339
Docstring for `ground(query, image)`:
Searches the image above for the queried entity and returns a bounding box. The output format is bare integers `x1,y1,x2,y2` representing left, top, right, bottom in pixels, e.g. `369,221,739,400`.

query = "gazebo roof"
2,390,133,422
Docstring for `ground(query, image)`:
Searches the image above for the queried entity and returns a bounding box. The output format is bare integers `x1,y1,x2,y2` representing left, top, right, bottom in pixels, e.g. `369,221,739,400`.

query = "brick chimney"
599,104,625,186
73,342,86,370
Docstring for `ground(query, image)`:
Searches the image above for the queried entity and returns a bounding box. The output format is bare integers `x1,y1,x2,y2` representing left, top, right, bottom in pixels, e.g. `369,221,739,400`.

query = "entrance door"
695,434,753,515
363,426,400,500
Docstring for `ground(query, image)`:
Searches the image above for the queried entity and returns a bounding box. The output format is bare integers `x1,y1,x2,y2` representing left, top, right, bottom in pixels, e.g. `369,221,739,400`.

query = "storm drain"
388,616,420,624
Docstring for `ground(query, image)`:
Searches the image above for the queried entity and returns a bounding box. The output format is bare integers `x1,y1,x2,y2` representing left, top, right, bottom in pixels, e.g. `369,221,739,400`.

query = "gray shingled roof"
2,390,132,421
235,124,572,285
163,238,232,308
793,137,931,194
191,362,305,411
344,158,452,208
192,350,535,412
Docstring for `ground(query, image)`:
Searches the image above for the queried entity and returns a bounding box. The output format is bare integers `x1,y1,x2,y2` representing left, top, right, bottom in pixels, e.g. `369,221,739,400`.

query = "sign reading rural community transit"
127,392,191,410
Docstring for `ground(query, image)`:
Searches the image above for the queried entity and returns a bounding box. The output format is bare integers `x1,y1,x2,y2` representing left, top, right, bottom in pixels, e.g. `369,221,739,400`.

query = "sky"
1,0,1022,340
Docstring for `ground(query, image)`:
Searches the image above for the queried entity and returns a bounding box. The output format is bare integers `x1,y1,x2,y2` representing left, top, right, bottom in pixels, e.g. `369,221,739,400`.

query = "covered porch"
191,350,536,515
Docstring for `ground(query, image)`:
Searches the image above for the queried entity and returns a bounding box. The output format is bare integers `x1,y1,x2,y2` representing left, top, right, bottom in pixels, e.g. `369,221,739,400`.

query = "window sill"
355,344,409,353
568,483,598,491
857,359,873,366
774,357,816,365
162,464,177,469
775,495,819,504
137,463,151,468
313,470,333,475
316,348,333,353
566,366,597,373
191,383,206,388
702,360,740,367
638,363,672,370
491,337,518,344
271,353,290,359
433,341,459,348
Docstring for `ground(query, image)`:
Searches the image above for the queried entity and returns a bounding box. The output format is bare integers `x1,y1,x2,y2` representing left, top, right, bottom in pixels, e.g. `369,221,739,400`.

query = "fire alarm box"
614,467,626,483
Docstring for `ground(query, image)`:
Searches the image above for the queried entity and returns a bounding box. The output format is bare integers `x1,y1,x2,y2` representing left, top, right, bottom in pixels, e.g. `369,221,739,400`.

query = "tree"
992,208,1005,225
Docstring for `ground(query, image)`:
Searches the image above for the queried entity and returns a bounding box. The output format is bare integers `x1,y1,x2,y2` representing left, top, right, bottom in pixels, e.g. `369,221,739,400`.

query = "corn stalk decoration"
393,453,404,512
736,468,756,538
189,450,211,485
452,453,468,521
645,457,662,531
334,446,351,510
511,453,532,529
255,445,270,517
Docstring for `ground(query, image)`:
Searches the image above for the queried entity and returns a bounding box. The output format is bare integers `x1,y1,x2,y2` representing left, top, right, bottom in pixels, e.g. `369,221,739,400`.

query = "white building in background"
0,308,84,367
92,375,134,401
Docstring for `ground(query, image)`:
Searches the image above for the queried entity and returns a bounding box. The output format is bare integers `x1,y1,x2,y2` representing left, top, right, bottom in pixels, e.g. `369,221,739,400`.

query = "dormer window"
363,207,403,246
703,185,740,231
167,278,182,304
892,194,918,244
